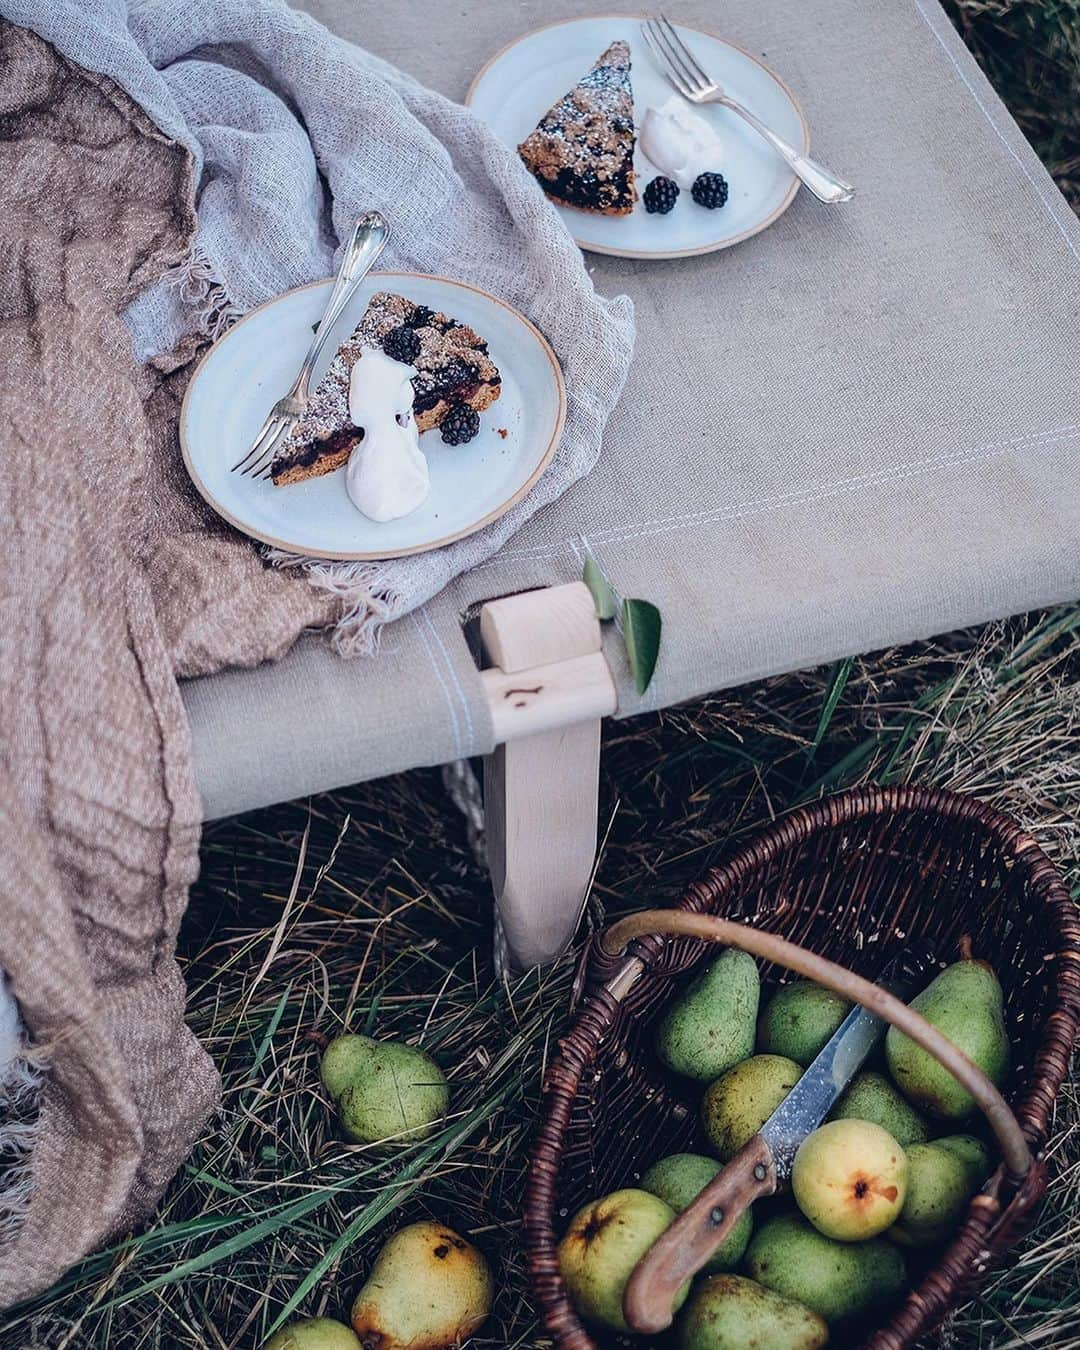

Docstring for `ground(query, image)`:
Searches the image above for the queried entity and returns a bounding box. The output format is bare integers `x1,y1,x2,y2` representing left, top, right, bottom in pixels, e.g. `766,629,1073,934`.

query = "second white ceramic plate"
181,273,565,560
467,14,808,259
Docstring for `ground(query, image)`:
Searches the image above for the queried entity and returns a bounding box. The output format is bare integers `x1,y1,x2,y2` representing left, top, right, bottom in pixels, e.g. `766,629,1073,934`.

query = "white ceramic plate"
180,273,565,560
467,14,808,259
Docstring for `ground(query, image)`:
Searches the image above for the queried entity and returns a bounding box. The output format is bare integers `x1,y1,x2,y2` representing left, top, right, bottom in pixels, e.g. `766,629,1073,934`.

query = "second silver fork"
642,16,855,204
232,210,391,478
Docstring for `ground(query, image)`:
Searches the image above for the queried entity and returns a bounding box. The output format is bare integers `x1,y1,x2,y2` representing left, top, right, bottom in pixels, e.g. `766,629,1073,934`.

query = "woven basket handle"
600,910,1033,1336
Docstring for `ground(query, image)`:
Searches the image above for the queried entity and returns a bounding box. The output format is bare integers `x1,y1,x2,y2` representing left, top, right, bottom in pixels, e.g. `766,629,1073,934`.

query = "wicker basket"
526,786,1080,1349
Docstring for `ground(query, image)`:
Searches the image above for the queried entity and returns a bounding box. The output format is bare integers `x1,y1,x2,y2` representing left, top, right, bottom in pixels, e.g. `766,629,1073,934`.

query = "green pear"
702,1055,802,1160
350,1221,492,1349
639,1153,753,1272
933,1133,993,1187
792,1120,907,1241
829,1071,929,1146
745,1214,906,1324
321,1034,372,1100
758,982,851,1067
321,1035,448,1146
264,1319,361,1350
888,1143,975,1247
656,949,760,1080
885,959,1009,1121
678,1273,829,1350
557,1188,688,1332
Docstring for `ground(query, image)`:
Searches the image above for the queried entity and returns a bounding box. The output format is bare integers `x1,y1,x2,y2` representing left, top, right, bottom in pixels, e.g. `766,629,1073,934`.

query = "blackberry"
438,358,478,391
691,172,729,209
440,402,480,446
643,176,679,214
382,324,421,363
407,305,435,329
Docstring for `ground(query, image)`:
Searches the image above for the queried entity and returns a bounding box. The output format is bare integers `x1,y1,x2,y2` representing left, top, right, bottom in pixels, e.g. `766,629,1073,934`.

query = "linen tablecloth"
187,0,1080,818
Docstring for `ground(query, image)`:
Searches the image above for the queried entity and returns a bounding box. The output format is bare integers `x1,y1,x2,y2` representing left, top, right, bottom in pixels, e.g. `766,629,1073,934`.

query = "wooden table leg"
479,583,617,970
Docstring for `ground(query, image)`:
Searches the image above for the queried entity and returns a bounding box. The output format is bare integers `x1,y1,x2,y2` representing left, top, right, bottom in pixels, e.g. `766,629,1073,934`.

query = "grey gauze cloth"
9,0,635,653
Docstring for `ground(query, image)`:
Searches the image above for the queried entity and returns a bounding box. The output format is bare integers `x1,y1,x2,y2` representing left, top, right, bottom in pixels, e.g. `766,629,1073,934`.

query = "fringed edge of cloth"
0,975,44,1245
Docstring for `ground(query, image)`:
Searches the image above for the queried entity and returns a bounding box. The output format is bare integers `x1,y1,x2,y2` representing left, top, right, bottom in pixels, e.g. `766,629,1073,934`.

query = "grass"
942,0,1080,210
4,4,1078,1346
4,604,1077,1348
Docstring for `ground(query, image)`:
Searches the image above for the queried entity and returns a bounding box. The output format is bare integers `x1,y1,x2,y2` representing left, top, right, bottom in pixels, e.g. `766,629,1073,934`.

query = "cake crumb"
497,427,509,439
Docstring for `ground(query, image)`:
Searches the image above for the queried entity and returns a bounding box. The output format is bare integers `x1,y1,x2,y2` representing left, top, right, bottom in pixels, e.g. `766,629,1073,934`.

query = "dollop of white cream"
345,347,430,523
639,94,724,190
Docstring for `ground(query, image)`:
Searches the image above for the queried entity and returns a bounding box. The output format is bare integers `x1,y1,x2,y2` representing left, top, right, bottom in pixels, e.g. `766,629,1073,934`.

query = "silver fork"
232,210,390,477
641,16,855,204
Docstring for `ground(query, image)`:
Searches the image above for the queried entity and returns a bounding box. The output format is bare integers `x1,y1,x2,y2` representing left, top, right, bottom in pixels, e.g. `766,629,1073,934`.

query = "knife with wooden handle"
623,951,930,1335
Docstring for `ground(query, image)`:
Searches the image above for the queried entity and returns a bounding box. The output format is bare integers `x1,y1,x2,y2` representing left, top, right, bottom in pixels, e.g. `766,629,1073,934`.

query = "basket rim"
603,784,1077,1012
525,785,1080,1350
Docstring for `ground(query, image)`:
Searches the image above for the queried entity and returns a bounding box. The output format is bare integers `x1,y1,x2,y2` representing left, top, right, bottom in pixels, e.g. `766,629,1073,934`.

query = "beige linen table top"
183,0,1080,820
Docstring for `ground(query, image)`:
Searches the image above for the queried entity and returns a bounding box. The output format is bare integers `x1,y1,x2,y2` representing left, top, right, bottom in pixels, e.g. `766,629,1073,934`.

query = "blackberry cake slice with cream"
270,292,501,487
517,40,636,216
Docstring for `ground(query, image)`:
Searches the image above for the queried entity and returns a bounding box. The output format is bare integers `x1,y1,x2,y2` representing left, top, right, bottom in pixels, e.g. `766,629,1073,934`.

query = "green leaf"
362,984,384,1035
249,981,293,1080
809,657,853,756
582,555,617,621
623,598,662,695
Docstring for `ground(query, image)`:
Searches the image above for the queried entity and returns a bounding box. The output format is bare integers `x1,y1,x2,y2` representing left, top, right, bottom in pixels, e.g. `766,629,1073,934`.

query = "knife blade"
622,944,934,1335
760,999,895,1180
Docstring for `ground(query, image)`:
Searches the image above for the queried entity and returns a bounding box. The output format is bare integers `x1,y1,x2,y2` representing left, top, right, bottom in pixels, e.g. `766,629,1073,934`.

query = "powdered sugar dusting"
518,40,636,214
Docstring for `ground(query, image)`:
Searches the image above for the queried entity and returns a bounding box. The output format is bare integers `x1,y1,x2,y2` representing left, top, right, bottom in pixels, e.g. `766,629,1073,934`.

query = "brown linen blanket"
0,24,332,1305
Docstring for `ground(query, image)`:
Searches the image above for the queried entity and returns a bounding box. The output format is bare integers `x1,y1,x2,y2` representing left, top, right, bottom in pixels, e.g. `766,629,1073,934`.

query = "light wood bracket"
480,583,617,969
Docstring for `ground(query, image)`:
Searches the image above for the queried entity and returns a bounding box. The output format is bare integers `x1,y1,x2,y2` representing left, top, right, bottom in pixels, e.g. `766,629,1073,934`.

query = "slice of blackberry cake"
517,40,636,216
270,292,501,487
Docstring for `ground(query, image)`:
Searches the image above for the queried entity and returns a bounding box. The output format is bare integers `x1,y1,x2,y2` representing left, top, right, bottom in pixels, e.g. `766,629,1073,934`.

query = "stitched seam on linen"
411,612,463,760
587,427,1080,553
911,0,1080,265
421,608,476,749
470,423,1080,571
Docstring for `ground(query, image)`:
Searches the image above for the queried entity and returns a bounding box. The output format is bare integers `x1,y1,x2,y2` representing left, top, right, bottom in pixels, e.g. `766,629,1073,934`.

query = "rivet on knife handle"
623,1133,777,1335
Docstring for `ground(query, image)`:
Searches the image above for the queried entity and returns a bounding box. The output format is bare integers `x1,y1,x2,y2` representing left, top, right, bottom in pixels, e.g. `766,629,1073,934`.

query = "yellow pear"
350,1221,492,1349
792,1120,907,1240
557,1188,688,1332
264,1320,361,1349
701,1055,801,1160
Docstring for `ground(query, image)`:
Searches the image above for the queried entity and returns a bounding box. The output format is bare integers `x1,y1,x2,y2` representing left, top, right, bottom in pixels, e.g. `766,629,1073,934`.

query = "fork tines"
231,416,287,476
641,15,715,101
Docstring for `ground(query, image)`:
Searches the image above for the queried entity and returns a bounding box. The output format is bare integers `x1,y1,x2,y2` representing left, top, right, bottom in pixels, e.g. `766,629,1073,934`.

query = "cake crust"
517,39,636,216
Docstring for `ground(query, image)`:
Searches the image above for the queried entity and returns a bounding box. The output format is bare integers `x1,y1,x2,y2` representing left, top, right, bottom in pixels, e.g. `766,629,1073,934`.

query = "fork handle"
294,211,390,396
713,94,854,204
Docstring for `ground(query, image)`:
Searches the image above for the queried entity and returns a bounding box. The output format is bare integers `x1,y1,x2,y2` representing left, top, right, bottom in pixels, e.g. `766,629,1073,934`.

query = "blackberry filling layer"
272,426,363,487
270,291,500,487
549,164,635,214
517,40,636,217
